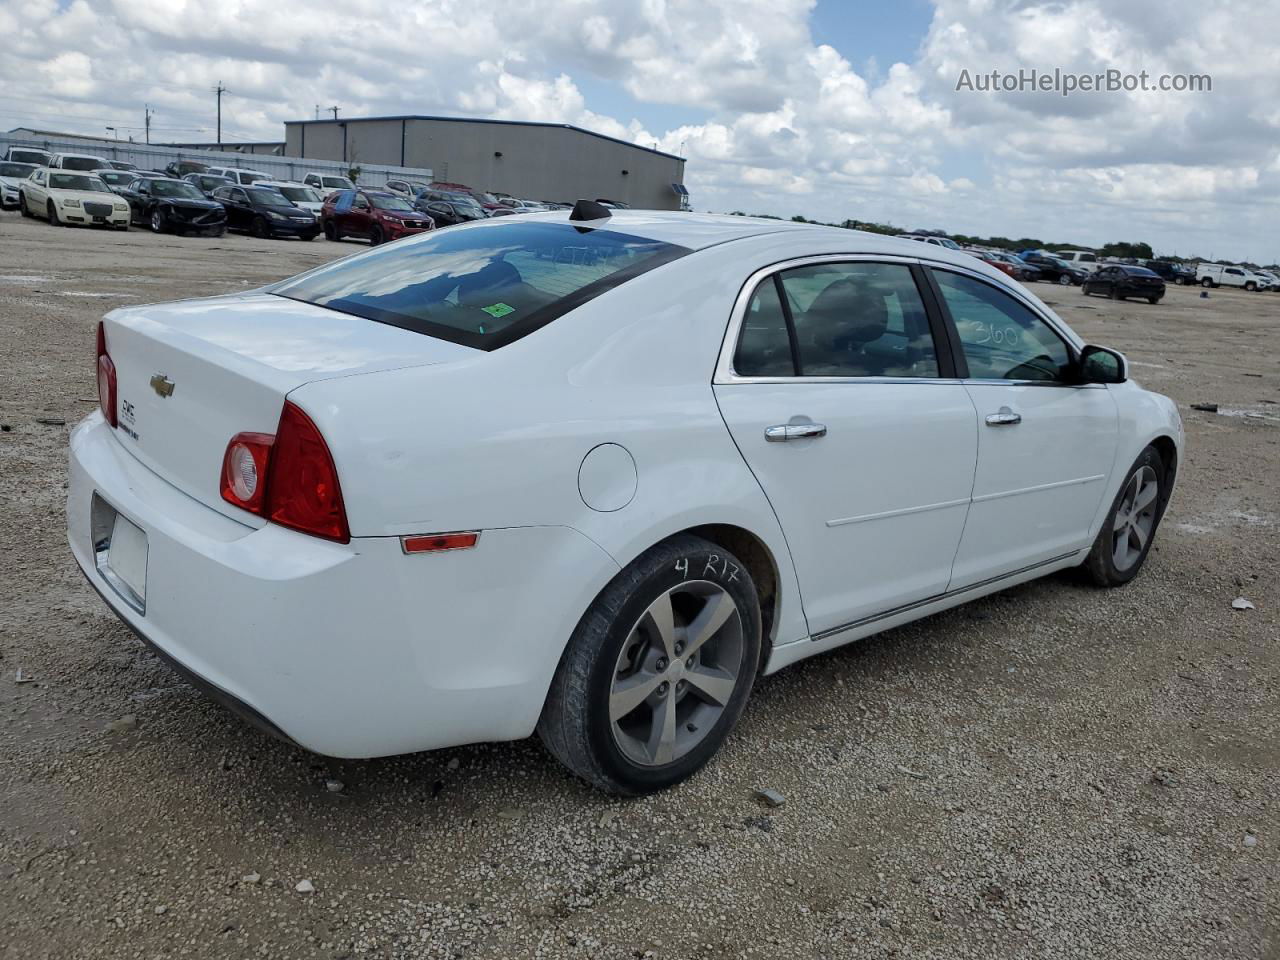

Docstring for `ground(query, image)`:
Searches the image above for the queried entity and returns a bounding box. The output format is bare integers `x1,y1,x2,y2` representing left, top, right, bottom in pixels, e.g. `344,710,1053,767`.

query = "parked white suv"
49,152,110,172
1058,250,1101,273
302,172,356,197
205,166,268,186
1196,263,1270,290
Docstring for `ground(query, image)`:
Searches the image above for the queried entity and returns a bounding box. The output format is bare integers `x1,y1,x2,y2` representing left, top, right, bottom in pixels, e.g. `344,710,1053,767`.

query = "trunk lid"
102,292,474,522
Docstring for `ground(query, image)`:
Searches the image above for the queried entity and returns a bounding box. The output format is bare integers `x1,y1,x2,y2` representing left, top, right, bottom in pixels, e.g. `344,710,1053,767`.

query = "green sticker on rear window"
480,302,515,318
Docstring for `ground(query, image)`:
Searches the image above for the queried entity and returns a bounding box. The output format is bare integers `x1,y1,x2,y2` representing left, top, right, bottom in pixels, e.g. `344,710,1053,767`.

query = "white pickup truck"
1197,263,1272,290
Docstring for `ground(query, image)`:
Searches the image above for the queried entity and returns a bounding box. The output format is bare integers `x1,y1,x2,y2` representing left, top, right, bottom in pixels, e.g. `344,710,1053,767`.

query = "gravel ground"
0,214,1277,960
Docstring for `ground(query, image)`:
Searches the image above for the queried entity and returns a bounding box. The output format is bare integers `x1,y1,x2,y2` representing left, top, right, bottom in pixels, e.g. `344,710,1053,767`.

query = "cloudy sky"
2,0,1277,262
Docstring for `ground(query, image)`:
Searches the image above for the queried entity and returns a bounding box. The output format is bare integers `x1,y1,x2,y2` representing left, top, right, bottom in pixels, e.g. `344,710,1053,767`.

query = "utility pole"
329,105,339,120
314,104,320,120
144,104,153,144
215,82,227,150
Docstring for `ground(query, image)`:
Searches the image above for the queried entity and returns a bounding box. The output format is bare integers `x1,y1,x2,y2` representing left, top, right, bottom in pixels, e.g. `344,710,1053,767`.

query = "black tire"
323,221,337,241
48,201,64,226
1201,277,1213,288
1147,296,1160,305
150,208,166,233
115,223,129,232
252,216,271,239
538,534,762,795
369,225,384,246
19,194,33,218
1084,446,1166,588
1245,282,1256,292
1109,287,1121,300
210,226,226,238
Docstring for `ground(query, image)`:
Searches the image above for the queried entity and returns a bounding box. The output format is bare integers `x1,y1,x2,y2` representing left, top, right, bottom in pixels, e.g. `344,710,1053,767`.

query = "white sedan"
20,168,130,229
68,204,1182,794
0,160,38,208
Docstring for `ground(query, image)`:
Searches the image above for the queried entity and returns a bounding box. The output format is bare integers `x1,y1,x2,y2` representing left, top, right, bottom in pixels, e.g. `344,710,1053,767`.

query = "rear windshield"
60,156,106,171
272,220,689,350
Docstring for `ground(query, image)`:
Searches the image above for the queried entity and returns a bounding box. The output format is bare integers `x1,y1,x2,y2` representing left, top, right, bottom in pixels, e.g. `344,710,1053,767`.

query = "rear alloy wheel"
1085,446,1165,587
539,534,761,795
150,209,166,233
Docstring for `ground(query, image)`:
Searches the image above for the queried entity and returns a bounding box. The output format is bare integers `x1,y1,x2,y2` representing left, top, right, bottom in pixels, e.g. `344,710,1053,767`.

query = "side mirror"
1078,344,1127,384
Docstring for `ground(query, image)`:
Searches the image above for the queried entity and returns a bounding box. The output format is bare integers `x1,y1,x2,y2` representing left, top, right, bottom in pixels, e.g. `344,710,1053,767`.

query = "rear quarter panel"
285,237,822,649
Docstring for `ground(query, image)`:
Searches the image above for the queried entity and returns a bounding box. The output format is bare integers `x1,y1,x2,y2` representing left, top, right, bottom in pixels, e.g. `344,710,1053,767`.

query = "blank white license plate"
106,512,148,605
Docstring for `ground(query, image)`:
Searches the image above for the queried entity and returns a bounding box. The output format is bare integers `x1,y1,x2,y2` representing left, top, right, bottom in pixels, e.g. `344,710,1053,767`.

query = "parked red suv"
321,189,435,244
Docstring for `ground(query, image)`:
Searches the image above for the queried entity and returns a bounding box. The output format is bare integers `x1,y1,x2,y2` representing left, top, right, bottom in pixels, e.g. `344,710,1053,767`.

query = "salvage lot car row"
0,146,592,246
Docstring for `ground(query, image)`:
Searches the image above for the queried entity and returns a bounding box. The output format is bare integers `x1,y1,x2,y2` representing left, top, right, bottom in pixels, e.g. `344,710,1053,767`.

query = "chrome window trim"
713,252,1087,387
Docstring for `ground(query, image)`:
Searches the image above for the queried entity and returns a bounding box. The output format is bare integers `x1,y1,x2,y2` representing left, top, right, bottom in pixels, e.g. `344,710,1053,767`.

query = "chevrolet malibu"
69,204,1183,795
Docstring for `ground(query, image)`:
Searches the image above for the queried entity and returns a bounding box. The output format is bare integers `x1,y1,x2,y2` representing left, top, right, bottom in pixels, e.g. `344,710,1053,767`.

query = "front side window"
272,220,688,350
732,262,941,378
0,162,37,178
934,270,1071,382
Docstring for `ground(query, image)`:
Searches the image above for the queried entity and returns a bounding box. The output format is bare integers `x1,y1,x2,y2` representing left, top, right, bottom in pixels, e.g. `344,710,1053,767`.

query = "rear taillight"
96,322,117,427
219,402,350,543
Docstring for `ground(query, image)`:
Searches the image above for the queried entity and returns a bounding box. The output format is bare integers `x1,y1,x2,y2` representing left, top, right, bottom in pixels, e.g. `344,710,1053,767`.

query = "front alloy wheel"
1057,273,1071,285
150,209,166,233
1085,446,1166,587
539,534,761,794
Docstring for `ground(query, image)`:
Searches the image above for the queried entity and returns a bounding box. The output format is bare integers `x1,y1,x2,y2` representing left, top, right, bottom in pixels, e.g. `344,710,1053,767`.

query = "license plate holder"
92,495,148,613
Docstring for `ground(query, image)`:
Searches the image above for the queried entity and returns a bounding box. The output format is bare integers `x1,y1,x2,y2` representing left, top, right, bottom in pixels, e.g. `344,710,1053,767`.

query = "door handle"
985,408,1022,426
765,423,827,442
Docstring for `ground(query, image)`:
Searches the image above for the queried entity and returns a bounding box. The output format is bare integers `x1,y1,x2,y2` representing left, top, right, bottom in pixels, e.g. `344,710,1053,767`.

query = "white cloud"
0,0,1276,259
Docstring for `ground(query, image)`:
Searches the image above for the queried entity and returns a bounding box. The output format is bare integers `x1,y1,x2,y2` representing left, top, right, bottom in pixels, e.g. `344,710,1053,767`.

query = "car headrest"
458,260,523,306
802,279,888,350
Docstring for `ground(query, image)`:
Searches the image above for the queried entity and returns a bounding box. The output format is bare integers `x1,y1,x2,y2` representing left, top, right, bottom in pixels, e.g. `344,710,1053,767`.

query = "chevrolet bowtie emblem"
150,374,175,398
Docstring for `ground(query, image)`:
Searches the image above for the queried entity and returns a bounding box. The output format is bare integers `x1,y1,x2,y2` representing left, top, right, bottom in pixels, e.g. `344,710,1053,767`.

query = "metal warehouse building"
284,116,688,211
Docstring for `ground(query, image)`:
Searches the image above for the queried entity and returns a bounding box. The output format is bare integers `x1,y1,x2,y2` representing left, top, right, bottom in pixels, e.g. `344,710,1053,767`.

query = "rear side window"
271,220,690,350
732,262,941,378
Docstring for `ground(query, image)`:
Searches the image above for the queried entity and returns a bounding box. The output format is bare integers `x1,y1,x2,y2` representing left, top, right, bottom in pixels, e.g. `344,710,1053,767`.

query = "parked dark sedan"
166,160,208,179
95,170,141,195
1141,259,1196,285
182,172,235,198
121,176,228,235
213,185,319,240
1020,252,1087,285
414,196,487,228
1081,264,1166,303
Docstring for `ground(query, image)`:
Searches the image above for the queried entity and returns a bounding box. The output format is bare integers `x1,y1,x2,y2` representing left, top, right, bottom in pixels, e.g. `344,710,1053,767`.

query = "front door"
714,259,979,636
930,267,1119,587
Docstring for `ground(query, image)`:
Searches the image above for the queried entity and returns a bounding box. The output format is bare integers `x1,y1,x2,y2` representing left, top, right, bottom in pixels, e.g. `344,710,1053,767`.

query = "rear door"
714,258,979,635
929,267,1118,587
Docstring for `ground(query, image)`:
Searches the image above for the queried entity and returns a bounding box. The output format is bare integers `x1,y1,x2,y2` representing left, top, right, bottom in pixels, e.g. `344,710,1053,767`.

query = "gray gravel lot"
0,215,1277,959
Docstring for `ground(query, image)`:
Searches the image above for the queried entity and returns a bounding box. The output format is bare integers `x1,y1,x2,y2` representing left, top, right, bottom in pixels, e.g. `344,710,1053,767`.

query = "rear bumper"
267,220,319,237
68,412,620,757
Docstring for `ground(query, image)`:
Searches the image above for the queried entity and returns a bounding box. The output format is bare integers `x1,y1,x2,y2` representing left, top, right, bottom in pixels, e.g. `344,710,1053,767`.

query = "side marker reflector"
401,532,480,554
